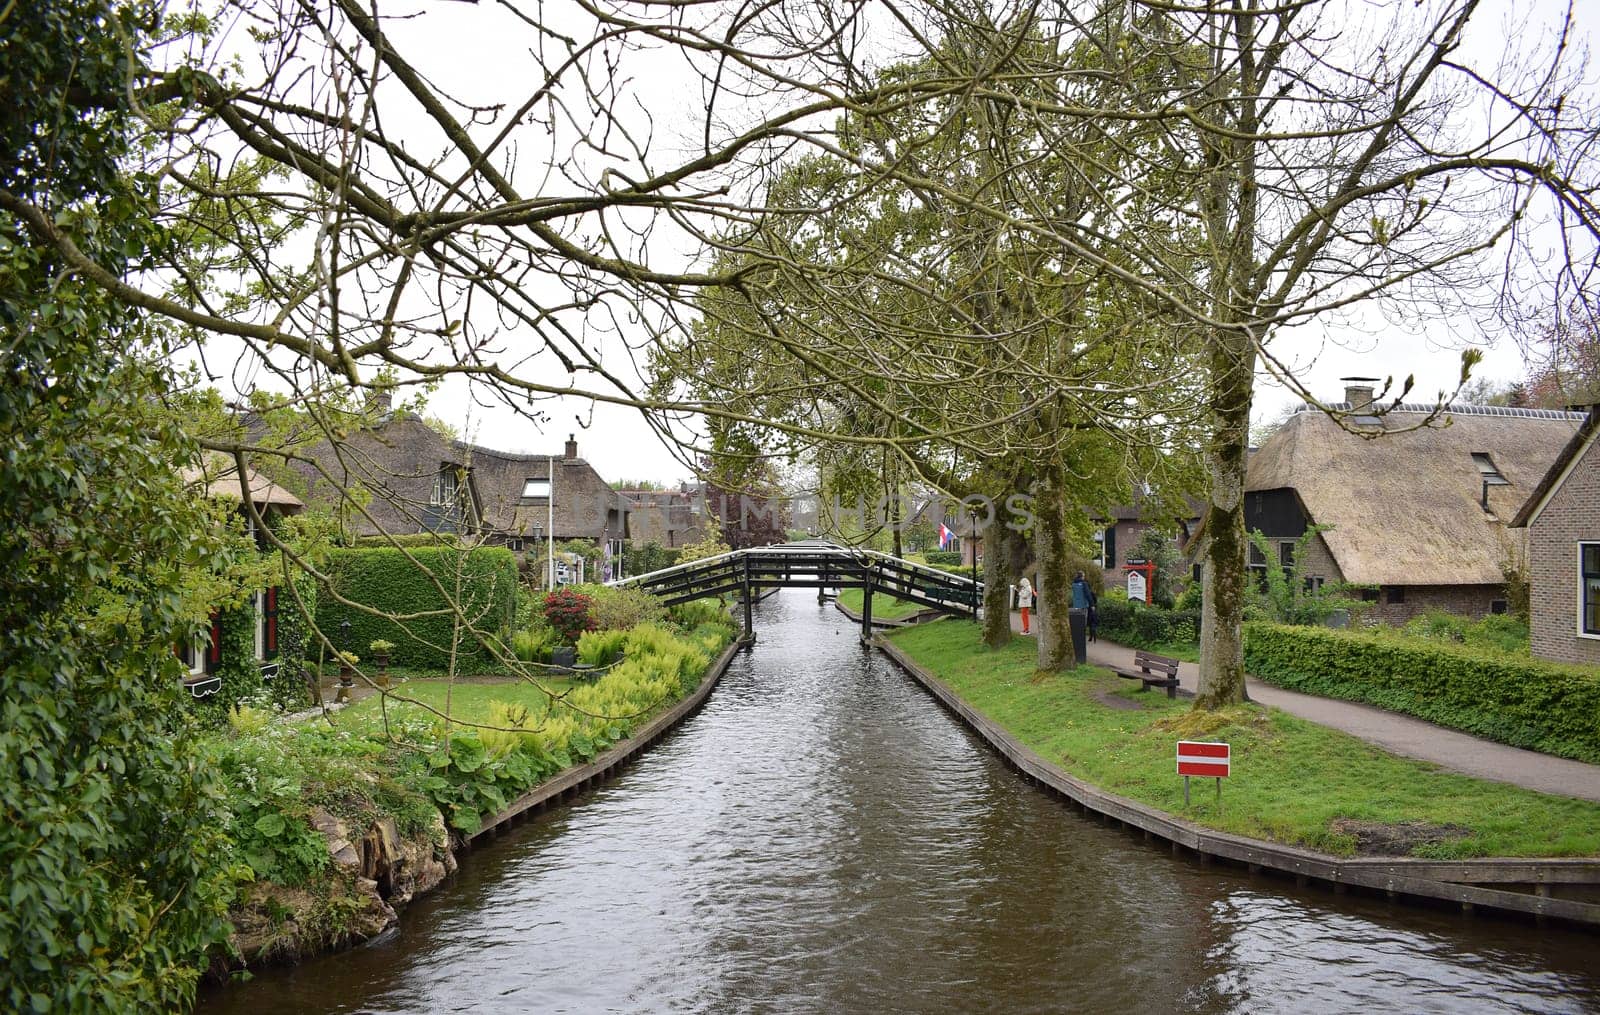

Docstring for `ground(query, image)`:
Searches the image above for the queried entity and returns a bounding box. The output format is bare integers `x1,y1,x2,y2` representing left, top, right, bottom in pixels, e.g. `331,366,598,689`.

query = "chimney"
565,434,579,460
364,389,393,417
1340,376,1378,412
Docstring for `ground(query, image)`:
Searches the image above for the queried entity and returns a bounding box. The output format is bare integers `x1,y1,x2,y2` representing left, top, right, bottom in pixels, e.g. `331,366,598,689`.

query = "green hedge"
1243,622,1600,763
316,546,518,671
1097,600,1200,648
923,550,963,565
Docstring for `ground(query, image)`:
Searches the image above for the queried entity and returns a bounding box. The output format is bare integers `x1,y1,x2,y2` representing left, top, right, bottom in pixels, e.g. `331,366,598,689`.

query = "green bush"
1096,599,1201,649
511,628,557,663
924,550,963,565
1398,611,1530,656
316,546,518,671
669,599,732,629
577,628,629,666
569,583,666,630
1243,622,1600,763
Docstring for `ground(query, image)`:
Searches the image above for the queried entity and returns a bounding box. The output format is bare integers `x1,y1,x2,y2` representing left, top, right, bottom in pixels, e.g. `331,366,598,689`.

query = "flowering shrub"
543,588,596,643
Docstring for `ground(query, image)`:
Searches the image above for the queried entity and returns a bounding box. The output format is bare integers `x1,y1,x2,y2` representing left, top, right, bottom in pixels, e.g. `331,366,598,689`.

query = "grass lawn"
837,587,932,622
339,676,580,728
888,620,1600,859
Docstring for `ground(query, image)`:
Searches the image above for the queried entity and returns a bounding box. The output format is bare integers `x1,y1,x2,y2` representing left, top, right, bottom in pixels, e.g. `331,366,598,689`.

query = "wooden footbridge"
609,542,980,640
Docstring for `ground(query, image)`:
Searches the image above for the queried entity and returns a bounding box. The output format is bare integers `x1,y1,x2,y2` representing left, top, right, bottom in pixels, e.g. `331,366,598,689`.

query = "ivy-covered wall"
315,546,518,671
210,604,262,714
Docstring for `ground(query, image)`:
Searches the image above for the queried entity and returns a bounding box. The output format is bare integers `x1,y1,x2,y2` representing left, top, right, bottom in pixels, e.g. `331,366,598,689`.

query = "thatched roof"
457,436,631,541
1248,403,1584,585
281,415,628,541
1510,405,1600,528
182,456,303,510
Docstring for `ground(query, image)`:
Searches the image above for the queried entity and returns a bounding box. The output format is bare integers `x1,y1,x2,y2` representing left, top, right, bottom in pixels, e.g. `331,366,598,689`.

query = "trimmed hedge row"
316,546,518,671
1243,622,1600,764
1097,600,1200,649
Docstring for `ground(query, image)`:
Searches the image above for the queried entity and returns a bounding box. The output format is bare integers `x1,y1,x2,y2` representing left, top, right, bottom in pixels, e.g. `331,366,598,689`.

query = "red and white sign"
1176,741,1231,778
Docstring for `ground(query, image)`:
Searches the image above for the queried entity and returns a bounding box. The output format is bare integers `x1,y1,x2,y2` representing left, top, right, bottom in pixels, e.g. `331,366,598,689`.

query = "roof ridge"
1298,401,1588,421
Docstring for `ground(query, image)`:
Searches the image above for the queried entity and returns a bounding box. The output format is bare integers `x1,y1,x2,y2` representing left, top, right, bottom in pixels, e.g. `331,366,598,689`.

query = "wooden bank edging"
465,637,744,845
874,637,1600,929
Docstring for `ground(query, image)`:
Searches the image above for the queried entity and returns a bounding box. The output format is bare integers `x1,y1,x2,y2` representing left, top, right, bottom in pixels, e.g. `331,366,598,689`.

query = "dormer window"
432,465,459,506
1473,452,1510,511
521,478,551,499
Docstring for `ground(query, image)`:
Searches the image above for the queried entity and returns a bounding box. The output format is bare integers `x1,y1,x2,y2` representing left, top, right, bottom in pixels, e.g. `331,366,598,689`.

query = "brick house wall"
1099,519,1153,588
1525,431,1600,666
1356,584,1508,627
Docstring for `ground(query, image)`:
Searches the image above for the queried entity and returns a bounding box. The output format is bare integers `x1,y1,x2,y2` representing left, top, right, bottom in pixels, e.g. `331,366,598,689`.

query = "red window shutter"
207,612,222,673
265,588,279,655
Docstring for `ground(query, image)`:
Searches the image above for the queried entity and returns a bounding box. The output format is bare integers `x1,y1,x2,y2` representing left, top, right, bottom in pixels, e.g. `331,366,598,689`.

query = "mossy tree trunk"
982,519,1019,649
1034,464,1073,671
1195,325,1255,708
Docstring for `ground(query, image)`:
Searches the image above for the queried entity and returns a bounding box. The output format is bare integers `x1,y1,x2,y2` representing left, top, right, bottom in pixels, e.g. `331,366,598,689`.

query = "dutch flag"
938,523,956,550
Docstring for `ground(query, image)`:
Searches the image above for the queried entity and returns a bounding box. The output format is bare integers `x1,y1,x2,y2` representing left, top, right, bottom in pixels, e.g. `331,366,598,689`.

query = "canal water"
202,591,1600,1013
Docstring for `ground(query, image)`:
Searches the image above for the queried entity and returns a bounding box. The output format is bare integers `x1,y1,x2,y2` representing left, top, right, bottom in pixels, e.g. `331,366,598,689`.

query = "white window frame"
254,591,267,661
1580,542,1600,640
183,636,206,676
432,467,458,506
521,478,550,499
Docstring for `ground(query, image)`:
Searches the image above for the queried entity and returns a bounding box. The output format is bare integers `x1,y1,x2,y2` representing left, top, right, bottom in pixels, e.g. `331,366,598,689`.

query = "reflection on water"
202,592,1600,1014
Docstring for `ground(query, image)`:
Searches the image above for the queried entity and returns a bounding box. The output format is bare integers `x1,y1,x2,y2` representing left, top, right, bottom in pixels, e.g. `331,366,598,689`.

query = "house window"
1471,452,1505,481
508,537,525,553
1304,576,1325,593
1582,543,1600,636
1248,542,1268,588
1360,589,1380,602
521,478,550,499
1472,452,1511,511
1279,542,1295,568
1386,586,1406,604
1490,599,1508,615
1103,526,1116,569
432,466,459,506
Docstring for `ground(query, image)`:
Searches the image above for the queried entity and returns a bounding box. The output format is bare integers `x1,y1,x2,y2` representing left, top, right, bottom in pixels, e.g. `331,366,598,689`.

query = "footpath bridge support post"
741,555,754,646
860,576,875,644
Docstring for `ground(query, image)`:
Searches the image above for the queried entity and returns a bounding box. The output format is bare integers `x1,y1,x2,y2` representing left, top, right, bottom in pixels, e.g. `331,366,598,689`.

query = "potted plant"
369,640,394,688
334,651,360,703
336,651,359,683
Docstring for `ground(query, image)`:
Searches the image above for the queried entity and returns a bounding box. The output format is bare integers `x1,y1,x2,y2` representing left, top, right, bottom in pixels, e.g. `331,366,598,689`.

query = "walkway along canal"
202,592,1600,1013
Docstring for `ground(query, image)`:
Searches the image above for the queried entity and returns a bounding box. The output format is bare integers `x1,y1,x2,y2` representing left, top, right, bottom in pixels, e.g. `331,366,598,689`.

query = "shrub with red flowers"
543,588,596,643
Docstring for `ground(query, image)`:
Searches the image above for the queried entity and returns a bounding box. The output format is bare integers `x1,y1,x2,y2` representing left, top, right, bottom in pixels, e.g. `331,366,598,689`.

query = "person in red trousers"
1017,577,1034,634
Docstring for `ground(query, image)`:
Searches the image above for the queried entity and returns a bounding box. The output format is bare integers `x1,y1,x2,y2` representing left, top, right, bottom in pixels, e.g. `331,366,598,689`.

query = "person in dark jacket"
1071,571,1098,642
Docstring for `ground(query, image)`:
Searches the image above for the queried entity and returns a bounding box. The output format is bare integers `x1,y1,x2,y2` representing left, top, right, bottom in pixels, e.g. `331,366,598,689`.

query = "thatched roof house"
1236,382,1585,622
617,485,706,549
182,456,304,515
284,410,629,552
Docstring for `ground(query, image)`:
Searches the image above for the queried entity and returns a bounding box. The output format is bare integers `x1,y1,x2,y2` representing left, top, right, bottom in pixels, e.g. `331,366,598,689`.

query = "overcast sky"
201,0,1594,488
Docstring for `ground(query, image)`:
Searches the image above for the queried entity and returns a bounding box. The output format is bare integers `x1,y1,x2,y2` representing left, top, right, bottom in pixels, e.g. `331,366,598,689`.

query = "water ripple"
202,592,1600,1014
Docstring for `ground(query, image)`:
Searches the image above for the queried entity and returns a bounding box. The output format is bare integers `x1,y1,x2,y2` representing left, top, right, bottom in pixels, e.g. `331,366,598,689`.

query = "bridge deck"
610,543,981,630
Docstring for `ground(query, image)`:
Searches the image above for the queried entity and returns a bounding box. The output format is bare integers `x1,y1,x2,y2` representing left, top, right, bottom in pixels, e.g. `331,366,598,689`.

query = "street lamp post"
969,509,979,620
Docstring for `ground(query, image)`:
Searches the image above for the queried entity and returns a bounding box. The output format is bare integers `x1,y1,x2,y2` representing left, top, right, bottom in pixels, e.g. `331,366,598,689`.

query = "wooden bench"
1111,650,1182,699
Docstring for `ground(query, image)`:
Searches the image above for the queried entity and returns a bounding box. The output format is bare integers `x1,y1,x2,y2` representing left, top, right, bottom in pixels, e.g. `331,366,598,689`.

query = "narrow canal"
203,592,1600,1013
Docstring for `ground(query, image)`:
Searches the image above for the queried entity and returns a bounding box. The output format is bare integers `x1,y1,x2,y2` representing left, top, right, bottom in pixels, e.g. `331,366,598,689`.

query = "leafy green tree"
1245,527,1367,627
1,2,236,1007
1130,528,1185,610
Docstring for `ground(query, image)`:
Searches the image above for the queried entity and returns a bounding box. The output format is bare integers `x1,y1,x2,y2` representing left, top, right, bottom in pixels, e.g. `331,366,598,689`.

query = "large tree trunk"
982,519,1017,649
1195,325,1255,707
1034,465,1073,671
